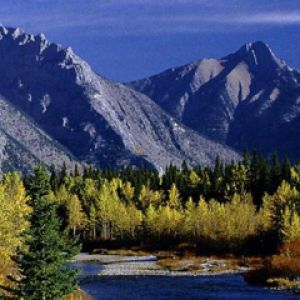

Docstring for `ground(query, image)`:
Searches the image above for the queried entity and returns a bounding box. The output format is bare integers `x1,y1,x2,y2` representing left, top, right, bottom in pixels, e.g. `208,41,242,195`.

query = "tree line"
1,152,300,298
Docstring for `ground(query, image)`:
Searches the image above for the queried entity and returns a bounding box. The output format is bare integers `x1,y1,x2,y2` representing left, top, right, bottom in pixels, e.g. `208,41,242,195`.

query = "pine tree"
212,155,224,199
270,153,282,193
74,164,80,177
49,164,59,191
59,162,68,185
10,165,80,300
282,156,292,182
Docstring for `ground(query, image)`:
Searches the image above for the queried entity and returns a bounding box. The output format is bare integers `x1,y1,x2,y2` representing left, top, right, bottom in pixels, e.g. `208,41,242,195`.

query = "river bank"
72,252,253,278
69,254,300,300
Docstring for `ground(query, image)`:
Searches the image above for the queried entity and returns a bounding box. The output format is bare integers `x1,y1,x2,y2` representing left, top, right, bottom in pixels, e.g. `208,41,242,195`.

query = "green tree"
10,166,80,300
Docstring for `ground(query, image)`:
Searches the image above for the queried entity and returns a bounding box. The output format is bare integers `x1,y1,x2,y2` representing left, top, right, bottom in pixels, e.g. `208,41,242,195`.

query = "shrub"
279,241,300,256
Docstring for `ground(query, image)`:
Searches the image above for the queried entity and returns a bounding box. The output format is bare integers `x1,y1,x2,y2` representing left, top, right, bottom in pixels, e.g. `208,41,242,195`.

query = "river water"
72,259,300,300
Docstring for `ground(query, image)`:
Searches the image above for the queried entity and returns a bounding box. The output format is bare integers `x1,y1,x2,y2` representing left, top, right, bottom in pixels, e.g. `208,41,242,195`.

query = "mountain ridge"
129,41,300,162
0,25,241,172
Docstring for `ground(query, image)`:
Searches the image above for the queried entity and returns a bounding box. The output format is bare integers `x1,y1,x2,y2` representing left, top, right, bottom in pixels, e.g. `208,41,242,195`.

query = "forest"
1,152,300,297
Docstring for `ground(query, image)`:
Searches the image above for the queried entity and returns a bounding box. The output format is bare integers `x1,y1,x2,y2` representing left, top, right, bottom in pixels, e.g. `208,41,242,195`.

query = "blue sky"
0,0,300,81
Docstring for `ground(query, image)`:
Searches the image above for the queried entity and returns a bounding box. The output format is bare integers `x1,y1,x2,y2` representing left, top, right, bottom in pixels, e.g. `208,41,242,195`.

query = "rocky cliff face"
0,95,78,173
129,41,300,161
0,26,240,172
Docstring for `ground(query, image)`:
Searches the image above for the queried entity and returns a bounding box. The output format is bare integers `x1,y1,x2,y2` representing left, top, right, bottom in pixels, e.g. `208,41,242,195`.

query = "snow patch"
83,123,96,138
62,117,69,128
40,94,51,113
17,79,24,89
12,27,23,39
251,50,258,65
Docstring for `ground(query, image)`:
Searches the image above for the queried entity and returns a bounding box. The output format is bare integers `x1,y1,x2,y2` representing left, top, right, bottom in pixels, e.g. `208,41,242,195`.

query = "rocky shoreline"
72,253,250,279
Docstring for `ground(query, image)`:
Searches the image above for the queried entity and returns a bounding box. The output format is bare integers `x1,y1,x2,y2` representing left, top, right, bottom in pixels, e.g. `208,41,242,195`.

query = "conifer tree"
270,153,282,193
282,156,292,182
10,165,80,300
74,164,81,177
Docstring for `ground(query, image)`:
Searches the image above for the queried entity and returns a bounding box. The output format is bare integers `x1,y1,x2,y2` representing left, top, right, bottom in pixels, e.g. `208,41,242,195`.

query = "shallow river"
73,260,300,300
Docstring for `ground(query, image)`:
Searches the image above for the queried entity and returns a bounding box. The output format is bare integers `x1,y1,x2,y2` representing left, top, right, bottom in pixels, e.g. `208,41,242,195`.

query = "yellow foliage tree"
261,181,300,242
66,194,87,237
0,173,31,285
121,181,135,203
281,207,300,243
144,204,158,238
139,185,163,209
183,197,197,238
168,183,181,210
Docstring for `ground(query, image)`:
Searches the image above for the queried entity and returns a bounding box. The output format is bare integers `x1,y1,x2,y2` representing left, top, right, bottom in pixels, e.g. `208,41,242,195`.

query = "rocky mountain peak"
0,25,240,171
226,41,285,70
0,25,71,59
0,25,98,89
129,40,300,162
239,41,273,56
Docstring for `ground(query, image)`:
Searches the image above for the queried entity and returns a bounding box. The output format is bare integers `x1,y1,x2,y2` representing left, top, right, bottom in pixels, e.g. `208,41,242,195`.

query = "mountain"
0,26,240,172
0,95,77,173
129,41,300,161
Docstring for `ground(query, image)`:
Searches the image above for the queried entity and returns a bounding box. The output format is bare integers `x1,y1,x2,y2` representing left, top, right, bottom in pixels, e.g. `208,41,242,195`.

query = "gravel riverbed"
72,253,248,277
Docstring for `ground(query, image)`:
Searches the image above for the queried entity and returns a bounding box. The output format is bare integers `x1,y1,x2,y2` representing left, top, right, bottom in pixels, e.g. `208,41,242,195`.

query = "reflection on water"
68,261,103,277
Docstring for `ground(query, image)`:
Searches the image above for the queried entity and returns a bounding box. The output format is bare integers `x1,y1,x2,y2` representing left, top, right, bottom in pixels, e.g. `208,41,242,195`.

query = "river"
71,256,299,300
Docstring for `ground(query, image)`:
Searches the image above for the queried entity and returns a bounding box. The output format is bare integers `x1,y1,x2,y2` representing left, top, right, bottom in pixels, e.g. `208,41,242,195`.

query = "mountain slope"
0,95,78,173
0,26,240,170
129,41,300,161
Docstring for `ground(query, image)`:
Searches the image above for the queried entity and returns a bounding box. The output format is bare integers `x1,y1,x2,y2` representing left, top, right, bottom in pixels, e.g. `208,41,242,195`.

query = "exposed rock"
0,26,240,172
129,41,300,161
0,96,77,173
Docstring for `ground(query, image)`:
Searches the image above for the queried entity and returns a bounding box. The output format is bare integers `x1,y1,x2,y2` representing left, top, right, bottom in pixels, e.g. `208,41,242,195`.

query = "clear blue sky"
0,0,300,82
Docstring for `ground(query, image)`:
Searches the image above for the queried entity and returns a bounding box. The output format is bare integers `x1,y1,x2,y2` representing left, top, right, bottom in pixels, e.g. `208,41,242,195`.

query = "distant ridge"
129,41,300,161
